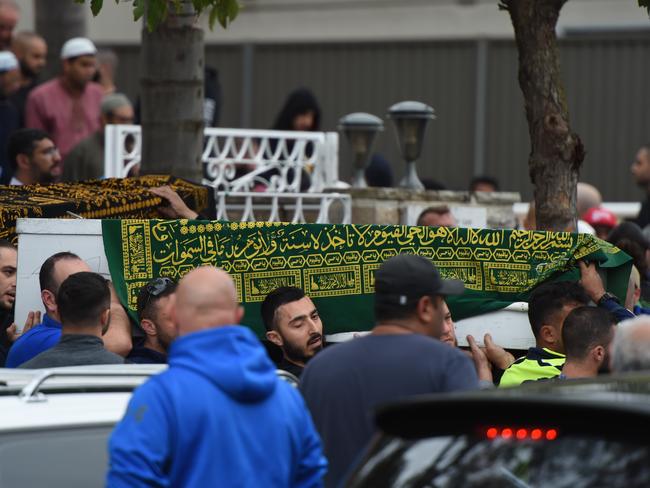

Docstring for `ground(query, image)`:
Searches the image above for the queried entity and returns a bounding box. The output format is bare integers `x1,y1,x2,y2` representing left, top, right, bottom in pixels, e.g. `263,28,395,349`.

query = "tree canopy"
74,0,239,30
641,0,650,15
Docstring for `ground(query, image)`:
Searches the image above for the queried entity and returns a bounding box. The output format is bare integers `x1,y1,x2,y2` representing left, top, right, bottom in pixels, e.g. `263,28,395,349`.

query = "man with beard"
7,128,61,185
26,37,102,165
559,306,616,379
10,31,47,127
127,277,177,364
0,239,16,364
261,286,324,378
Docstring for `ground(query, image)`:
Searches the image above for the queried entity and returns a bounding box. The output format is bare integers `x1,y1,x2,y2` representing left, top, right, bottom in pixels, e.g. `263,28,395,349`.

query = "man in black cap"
300,254,479,488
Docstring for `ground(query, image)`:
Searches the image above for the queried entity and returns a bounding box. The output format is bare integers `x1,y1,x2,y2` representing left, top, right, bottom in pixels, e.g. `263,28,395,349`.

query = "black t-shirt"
300,333,479,487
634,196,650,230
0,308,13,367
277,357,304,378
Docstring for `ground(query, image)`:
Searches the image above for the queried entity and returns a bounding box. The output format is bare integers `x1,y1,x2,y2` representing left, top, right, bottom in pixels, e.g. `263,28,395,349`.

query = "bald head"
612,316,650,373
173,266,243,335
12,31,47,79
577,183,602,217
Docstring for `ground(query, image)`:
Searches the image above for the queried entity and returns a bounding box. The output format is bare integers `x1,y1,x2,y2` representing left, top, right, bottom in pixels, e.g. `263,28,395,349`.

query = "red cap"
582,207,617,228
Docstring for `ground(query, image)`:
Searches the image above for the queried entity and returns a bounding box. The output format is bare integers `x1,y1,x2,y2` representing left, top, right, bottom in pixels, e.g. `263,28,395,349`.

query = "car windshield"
348,432,650,488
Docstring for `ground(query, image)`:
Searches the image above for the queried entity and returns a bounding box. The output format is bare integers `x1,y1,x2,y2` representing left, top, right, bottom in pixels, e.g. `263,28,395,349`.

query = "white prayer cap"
0,51,18,73
60,37,97,60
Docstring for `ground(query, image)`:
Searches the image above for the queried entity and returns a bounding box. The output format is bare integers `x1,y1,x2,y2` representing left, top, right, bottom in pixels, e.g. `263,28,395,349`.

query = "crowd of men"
4,1,650,486
2,237,650,486
0,0,134,184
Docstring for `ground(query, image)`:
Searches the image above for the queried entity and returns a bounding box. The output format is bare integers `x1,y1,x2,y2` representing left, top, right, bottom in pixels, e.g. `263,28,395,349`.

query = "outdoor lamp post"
338,112,384,188
387,101,435,191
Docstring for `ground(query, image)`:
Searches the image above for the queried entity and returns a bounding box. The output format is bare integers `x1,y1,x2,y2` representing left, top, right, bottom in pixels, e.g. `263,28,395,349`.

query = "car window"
349,433,650,488
0,426,112,488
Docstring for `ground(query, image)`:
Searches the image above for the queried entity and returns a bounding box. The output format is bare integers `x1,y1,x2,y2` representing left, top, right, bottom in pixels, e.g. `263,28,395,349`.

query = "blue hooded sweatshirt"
107,325,327,487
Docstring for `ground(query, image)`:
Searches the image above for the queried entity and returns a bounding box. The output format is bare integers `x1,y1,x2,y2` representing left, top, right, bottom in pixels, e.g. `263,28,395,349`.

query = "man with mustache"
0,239,16,365
10,31,47,127
7,128,61,185
261,286,324,378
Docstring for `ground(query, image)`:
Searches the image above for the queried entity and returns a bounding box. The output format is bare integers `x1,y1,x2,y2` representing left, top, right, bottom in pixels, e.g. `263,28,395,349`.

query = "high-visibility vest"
499,347,565,388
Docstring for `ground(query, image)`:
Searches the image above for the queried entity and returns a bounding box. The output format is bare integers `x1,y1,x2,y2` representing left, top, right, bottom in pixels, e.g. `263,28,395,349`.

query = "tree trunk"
35,0,86,80
140,0,204,181
504,0,585,231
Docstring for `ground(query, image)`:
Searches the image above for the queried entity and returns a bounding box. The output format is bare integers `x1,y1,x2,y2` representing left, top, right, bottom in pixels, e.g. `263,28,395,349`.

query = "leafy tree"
640,0,650,15
75,0,239,181
76,0,239,30
501,0,649,230
498,0,583,231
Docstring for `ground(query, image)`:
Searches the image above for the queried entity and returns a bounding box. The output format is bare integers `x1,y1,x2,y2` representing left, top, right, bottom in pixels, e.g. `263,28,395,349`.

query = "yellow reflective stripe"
499,356,565,388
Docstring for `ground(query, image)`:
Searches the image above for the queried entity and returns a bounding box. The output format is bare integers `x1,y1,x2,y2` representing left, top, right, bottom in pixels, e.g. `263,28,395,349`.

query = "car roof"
0,364,167,393
0,365,167,432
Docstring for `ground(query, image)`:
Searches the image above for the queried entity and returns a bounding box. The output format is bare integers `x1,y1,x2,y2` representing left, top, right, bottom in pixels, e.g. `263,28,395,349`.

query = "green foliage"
73,0,239,30
640,0,650,15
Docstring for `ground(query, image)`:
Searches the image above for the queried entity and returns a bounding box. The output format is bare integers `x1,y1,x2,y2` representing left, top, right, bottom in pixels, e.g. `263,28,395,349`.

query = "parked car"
0,365,165,487
345,372,650,488
0,364,300,487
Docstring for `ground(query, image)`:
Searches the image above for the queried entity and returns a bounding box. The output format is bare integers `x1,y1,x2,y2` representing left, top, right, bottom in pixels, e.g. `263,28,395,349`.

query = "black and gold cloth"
0,176,212,244
102,220,632,336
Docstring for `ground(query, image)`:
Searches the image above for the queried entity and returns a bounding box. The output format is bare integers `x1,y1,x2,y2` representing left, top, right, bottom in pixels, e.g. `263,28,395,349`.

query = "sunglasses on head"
145,277,175,297
142,278,175,316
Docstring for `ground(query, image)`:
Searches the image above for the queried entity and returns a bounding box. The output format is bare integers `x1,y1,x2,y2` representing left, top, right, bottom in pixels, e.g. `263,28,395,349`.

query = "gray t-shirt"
300,333,479,487
19,334,125,369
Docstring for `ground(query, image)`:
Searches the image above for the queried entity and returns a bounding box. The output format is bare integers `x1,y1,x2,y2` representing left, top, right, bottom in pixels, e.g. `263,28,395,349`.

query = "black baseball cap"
374,254,464,305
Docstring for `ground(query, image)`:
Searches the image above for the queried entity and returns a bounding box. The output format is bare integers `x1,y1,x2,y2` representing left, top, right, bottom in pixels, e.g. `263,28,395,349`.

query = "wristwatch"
597,292,620,306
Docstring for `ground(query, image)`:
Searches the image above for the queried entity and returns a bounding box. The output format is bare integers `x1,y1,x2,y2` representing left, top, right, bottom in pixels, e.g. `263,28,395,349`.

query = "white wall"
14,0,649,45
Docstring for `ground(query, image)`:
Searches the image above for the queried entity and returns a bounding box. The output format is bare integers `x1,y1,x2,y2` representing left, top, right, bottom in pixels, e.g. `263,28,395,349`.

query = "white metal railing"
104,124,142,178
104,125,340,191
104,125,350,224
215,191,352,224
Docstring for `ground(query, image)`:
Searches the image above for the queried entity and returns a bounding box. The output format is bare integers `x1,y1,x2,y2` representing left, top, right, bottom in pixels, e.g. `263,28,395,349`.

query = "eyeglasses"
41,146,60,156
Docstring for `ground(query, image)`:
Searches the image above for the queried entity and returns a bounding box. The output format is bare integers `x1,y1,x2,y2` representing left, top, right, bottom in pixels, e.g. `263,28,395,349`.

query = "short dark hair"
417,206,451,226
261,286,306,332
136,277,177,322
375,295,425,323
39,251,82,295
57,272,110,328
527,281,590,339
0,239,15,251
7,128,50,170
469,175,499,192
562,306,616,361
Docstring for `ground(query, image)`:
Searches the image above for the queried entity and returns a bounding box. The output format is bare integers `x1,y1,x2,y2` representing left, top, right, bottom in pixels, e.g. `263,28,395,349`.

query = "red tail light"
484,426,559,441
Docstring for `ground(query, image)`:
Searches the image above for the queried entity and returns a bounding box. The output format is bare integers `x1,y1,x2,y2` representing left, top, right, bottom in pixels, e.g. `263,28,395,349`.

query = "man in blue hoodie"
107,266,327,487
